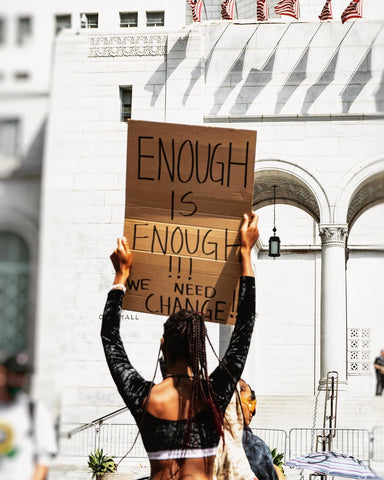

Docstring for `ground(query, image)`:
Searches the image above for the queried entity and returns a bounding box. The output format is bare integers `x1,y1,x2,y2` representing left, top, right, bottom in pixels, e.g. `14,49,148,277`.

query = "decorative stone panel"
89,34,167,58
347,328,370,376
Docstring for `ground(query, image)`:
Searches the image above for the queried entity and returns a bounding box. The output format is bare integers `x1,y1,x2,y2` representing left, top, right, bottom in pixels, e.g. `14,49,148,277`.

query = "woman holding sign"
101,212,259,480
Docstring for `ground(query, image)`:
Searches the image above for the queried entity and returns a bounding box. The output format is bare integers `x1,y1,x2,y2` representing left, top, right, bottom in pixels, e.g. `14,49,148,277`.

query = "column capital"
319,224,348,247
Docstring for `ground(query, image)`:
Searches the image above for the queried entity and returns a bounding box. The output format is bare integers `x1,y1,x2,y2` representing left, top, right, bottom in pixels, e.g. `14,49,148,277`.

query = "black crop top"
101,276,255,460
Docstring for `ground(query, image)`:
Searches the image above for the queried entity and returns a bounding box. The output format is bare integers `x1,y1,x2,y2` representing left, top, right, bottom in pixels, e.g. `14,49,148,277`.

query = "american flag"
341,0,362,23
187,0,204,22
274,0,299,19
257,0,269,21
319,0,333,20
221,0,235,20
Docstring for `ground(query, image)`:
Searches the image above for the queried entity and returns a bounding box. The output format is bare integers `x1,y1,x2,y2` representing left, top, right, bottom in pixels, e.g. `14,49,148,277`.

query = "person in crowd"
240,379,283,480
0,352,57,480
213,385,256,480
374,350,384,396
101,212,259,480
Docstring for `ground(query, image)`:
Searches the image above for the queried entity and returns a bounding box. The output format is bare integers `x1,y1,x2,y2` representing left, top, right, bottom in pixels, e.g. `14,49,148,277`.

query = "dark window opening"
120,87,132,122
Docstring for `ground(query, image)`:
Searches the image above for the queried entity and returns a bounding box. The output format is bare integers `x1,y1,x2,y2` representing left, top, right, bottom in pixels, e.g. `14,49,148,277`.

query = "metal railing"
252,428,288,456
61,422,376,465
60,422,146,458
60,423,288,459
289,428,372,465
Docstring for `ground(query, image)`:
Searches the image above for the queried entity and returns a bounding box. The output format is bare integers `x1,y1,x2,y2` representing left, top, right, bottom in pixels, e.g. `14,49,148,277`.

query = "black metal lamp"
268,185,281,258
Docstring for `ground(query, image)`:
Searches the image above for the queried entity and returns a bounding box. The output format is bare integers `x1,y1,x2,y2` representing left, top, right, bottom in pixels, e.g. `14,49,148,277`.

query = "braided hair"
163,309,224,447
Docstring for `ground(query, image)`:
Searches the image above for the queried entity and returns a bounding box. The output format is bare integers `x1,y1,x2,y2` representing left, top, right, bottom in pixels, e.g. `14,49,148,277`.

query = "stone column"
319,225,348,390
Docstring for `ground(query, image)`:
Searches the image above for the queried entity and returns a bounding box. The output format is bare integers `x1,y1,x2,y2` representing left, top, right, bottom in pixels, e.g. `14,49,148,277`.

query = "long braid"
163,310,224,449
185,312,224,446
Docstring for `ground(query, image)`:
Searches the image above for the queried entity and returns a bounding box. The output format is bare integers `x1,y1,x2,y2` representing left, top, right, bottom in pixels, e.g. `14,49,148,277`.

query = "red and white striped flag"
221,0,235,19
274,0,299,19
257,0,269,21
341,0,362,23
319,0,333,20
187,0,204,22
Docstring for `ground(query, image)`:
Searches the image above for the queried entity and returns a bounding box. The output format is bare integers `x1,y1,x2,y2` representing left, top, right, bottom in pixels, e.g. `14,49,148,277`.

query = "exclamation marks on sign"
188,258,193,280
229,288,238,321
168,256,193,280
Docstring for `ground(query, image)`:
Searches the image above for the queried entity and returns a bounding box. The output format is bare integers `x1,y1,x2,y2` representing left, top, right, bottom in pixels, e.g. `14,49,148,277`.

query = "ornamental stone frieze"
319,225,348,246
88,34,167,58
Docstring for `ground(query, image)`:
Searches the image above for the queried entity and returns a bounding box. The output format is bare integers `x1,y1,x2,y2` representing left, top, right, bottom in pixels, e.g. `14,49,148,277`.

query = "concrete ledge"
204,113,384,123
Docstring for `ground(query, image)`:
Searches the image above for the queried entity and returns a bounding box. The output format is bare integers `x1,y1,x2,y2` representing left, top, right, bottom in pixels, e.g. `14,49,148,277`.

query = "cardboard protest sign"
123,120,256,324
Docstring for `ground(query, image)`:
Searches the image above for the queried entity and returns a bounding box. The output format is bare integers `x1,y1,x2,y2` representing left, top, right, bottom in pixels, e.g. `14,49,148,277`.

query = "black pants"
376,373,384,395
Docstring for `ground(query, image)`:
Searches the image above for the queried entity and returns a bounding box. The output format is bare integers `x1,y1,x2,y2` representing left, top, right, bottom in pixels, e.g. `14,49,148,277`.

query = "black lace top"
101,276,255,460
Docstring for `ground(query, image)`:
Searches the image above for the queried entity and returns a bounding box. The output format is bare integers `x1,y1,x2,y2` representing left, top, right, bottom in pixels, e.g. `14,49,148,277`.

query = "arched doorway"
0,232,31,358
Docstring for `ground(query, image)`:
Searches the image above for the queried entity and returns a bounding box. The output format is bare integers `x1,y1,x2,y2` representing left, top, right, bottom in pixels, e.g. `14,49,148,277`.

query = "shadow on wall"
144,33,190,107
301,23,354,114
206,22,383,116
183,58,204,106
301,48,339,114
183,24,231,106
230,49,276,115
374,70,384,112
209,30,257,116
275,46,310,114
340,46,372,114
11,118,46,179
230,24,290,115
275,23,322,114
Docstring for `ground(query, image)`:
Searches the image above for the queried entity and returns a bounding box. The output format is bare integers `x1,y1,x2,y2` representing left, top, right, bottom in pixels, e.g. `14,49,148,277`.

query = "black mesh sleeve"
101,289,151,415
209,276,256,412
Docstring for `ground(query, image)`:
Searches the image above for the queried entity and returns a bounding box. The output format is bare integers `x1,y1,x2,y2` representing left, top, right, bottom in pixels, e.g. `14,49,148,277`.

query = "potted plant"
271,447,285,480
88,448,118,479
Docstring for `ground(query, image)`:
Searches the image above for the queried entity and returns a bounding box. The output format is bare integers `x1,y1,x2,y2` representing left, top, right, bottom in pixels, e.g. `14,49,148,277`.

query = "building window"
0,18,5,45
14,72,30,81
146,11,165,27
120,87,132,122
80,13,98,29
347,328,370,375
120,12,138,28
0,119,19,163
55,14,71,35
16,16,32,45
0,232,30,357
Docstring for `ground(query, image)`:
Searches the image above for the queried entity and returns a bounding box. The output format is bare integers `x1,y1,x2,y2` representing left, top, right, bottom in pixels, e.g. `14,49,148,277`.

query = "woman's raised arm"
239,211,259,277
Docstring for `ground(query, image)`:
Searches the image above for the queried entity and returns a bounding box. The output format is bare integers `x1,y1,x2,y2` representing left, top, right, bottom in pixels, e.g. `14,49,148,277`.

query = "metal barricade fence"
60,423,100,457
98,424,146,458
60,424,375,464
60,423,147,458
289,428,372,465
251,428,288,457
372,426,384,461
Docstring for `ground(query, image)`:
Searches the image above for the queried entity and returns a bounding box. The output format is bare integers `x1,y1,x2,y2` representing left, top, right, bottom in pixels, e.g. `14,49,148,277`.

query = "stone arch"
0,208,39,359
335,156,384,228
253,158,331,223
0,208,38,264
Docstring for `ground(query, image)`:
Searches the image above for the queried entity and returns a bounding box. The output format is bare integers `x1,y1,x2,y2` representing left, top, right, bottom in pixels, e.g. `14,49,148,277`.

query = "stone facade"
36,16,384,420
0,2,384,473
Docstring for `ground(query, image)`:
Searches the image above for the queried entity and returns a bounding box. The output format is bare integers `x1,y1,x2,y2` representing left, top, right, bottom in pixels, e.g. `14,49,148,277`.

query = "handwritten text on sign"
123,120,256,324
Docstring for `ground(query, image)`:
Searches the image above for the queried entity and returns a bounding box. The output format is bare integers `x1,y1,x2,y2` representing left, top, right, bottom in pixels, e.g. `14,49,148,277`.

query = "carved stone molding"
89,34,167,58
319,225,348,246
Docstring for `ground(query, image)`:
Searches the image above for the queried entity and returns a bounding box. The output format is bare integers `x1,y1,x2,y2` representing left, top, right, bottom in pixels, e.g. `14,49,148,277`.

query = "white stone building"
1,0,384,476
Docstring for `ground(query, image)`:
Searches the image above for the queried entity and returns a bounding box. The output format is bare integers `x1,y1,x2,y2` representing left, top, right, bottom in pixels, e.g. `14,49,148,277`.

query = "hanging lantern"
268,185,281,258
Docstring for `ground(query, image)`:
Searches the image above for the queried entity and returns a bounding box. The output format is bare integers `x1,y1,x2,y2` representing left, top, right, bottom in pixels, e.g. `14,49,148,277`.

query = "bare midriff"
149,456,215,480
